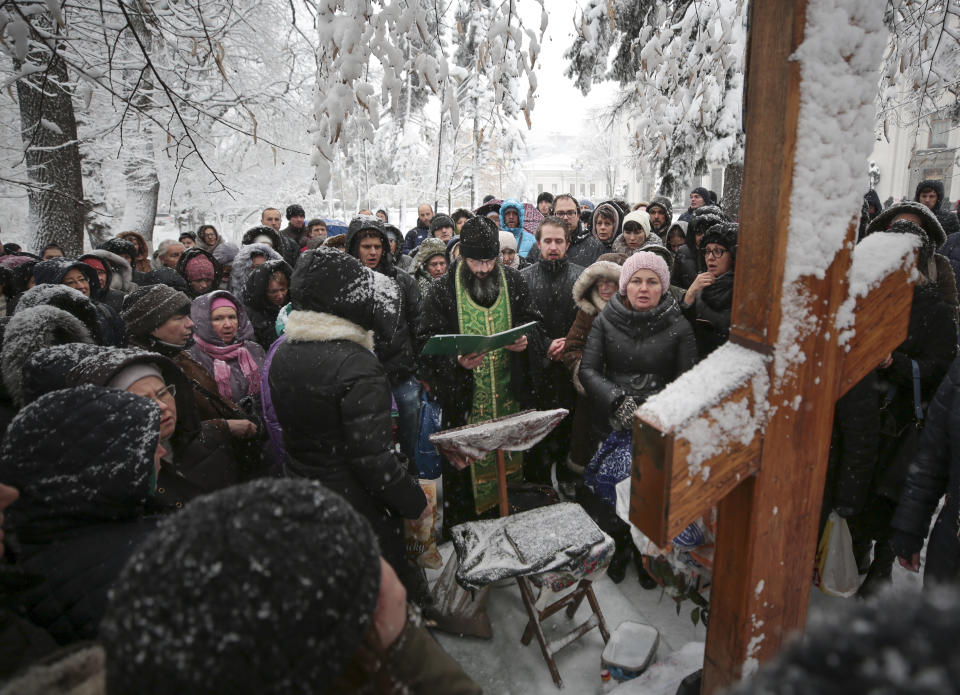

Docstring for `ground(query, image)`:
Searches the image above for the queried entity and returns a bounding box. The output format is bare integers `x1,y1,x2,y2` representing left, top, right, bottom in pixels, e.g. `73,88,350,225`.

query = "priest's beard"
463,265,501,307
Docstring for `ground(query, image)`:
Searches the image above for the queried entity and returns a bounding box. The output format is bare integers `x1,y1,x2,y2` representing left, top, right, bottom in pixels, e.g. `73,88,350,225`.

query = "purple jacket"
260,334,287,473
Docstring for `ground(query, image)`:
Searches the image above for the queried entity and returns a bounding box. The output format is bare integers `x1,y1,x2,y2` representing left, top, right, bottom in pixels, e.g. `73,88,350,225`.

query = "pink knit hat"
185,254,215,281
619,251,670,295
210,296,237,314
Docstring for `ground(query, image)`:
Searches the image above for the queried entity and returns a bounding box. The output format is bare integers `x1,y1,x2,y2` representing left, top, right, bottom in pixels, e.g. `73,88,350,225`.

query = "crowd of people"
0,179,959,691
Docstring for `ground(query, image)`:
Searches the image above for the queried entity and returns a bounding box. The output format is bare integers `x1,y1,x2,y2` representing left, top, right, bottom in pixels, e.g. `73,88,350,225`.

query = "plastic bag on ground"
813,511,859,597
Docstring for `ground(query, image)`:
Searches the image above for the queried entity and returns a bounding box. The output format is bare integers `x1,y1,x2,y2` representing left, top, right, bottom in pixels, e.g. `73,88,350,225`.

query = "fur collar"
0,644,105,695
572,261,622,315
283,310,374,350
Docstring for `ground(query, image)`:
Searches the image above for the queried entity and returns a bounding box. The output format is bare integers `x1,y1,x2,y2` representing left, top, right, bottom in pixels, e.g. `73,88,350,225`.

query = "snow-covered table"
451,503,613,688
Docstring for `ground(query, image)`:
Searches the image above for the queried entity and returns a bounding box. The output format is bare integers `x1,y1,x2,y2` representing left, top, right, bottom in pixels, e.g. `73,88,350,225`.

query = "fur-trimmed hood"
282,309,374,350
80,249,136,293
572,260,622,315
612,230,664,258
0,643,105,695
229,243,283,294
866,200,947,248
2,305,94,405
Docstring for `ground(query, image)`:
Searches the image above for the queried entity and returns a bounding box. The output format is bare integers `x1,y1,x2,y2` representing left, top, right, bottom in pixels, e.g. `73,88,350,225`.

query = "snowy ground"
427,542,923,694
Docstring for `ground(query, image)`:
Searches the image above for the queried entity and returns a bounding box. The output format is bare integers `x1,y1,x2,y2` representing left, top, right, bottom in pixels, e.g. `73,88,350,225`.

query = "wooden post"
497,449,509,517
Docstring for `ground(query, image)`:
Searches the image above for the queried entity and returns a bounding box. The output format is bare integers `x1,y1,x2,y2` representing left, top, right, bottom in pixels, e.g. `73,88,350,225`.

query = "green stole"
455,263,522,515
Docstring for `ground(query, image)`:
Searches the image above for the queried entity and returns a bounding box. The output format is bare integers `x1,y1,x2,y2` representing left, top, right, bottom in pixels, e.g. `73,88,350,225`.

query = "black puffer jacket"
0,385,162,645
269,249,425,573
345,220,422,386
915,178,960,238
417,259,545,428
242,259,292,350
67,348,244,510
891,356,960,583
580,292,697,421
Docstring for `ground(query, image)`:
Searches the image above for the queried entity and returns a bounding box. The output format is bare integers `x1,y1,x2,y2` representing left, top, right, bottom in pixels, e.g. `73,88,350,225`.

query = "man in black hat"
417,216,545,529
281,204,307,248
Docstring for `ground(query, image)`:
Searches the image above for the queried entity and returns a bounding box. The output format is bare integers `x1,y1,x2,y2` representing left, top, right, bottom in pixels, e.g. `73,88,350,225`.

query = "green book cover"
420,321,539,356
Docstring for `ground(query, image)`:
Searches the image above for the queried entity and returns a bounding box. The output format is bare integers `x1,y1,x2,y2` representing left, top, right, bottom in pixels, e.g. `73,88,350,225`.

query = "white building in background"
870,109,960,206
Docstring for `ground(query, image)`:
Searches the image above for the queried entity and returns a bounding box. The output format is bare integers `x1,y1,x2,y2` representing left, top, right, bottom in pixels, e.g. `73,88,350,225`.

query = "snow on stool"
450,503,614,688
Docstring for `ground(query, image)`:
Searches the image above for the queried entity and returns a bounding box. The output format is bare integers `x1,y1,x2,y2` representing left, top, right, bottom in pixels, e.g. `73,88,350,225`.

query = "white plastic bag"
813,511,859,597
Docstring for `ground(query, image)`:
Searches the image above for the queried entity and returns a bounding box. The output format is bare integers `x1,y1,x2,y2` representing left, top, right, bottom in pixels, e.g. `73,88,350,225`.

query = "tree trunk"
14,22,85,256
81,152,112,247
117,124,159,245
722,161,744,221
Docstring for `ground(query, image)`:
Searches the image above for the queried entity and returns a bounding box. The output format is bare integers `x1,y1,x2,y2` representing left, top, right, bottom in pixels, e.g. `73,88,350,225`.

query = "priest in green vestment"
417,217,546,531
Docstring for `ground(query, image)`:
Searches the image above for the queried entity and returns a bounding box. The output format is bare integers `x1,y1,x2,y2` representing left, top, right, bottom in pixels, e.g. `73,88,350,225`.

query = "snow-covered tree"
565,0,746,199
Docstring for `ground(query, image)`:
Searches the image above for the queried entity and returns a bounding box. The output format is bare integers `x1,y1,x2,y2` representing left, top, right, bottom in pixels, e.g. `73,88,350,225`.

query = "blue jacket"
499,199,538,258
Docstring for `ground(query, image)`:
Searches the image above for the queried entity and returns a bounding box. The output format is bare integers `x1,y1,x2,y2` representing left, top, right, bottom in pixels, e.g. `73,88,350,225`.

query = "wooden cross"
628,3,911,693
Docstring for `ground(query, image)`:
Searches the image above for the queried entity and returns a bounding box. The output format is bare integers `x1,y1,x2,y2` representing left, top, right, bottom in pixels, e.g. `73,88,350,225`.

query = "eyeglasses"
702,248,728,259
555,210,579,218
146,384,176,404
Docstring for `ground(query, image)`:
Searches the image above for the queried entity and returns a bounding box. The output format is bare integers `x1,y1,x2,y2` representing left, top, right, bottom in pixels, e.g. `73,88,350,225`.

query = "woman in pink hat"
188,290,265,405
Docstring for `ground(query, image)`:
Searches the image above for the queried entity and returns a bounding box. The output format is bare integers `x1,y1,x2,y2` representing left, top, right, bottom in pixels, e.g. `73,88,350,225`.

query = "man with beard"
521,216,584,486
646,196,673,238
554,193,604,267
417,216,545,529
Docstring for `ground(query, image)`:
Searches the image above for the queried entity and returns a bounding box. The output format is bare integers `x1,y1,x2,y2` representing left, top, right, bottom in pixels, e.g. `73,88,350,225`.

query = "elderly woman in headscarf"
188,290,265,406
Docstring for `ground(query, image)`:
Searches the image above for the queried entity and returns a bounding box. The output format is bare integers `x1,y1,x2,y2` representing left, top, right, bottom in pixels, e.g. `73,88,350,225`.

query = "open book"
420,321,539,356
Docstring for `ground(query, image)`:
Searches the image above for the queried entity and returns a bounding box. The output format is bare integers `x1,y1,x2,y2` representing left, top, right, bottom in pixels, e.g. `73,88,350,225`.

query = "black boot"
607,543,631,584
857,541,894,598
633,548,659,589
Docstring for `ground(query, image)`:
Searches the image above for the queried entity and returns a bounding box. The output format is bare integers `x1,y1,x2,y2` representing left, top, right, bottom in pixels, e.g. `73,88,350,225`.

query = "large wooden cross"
628,3,910,693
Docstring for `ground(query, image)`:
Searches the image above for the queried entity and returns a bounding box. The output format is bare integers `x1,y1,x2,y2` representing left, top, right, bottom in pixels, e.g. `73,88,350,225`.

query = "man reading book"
417,216,546,531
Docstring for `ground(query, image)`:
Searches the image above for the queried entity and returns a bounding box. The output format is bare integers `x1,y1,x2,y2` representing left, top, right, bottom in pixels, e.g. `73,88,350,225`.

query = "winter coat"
30,261,126,346
279,222,305,250
188,290,266,405
269,308,426,573
416,259,545,428
242,259,292,350
914,178,960,238
2,305,93,407
0,643,104,695
117,231,153,273
385,225,415,272
822,370,881,524
499,198,539,259
647,196,674,237
76,253,130,315
890,355,960,582
345,223,422,386
521,257,584,410
67,348,245,510
0,385,162,645
403,222,431,254
590,201,626,253
228,242,283,295
684,271,734,358
561,259,622,394
939,234,960,292
566,222,606,267
19,343,109,405
175,247,223,298
580,292,697,425
138,266,189,293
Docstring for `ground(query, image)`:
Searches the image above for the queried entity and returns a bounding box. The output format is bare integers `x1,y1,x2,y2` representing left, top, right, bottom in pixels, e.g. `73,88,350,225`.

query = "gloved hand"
611,396,638,431
889,530,924,560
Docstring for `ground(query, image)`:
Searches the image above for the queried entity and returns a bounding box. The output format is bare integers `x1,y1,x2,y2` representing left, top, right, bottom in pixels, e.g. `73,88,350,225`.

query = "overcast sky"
520,0,619,159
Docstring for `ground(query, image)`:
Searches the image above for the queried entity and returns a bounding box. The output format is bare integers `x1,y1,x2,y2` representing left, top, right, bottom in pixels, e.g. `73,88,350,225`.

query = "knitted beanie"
459,216,500,259
100,479,382,695
622,209,651,235
619,251,671,295
285,204,305,219
121,284,192,338
429,214,455,235
184,254,215,281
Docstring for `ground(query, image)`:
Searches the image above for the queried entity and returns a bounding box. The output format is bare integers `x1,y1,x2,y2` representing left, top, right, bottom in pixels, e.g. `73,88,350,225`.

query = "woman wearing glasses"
682,222,739,358
68,349,243,510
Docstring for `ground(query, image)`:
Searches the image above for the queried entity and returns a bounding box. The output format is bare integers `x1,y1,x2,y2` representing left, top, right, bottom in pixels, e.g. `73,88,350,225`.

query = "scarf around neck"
193,334,260,401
